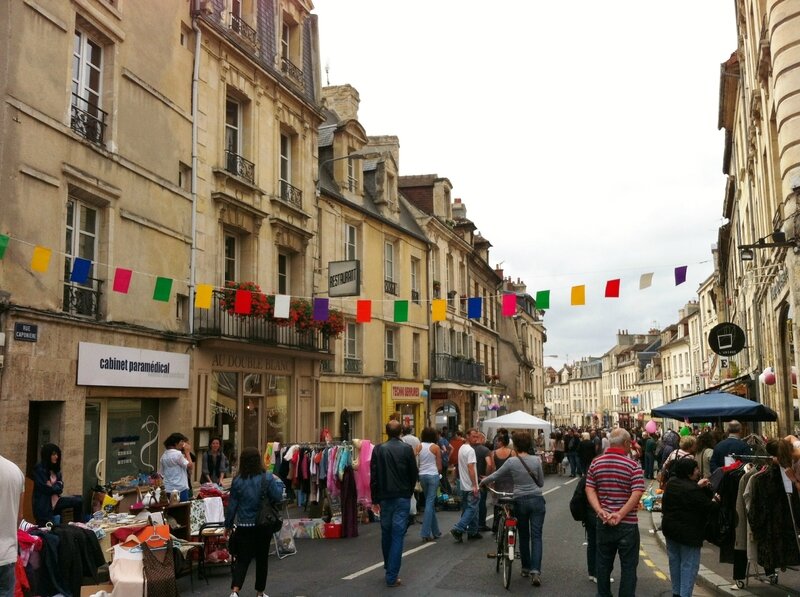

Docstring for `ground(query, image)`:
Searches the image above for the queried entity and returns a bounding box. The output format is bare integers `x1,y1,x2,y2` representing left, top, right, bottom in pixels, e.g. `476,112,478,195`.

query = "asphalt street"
174,474,709,596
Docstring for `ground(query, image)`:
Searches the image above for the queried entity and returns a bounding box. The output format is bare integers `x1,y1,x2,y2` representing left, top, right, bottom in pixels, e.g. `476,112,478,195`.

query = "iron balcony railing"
431,352,485,383
320,359,333,373
279,179,303,208
63,277,103,320
225,150,255,184
384,359,398,375
384,280,398,295
194,290,330,352
229,13,258,47
70,94,107,145
281,56,303,86
344,358,362,374
411,289,420,303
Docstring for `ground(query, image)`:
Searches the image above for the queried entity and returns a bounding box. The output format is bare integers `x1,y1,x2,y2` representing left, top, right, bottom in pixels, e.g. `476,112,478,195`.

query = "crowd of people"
2,418,799,597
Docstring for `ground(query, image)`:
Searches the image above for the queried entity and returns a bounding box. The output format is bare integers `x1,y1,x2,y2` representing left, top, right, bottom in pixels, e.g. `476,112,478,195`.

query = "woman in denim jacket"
225,447,285,597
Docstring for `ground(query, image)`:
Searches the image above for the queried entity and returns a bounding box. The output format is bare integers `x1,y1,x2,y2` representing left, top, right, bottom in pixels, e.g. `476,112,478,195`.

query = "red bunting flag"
356,300,372,323
605,279,620,298
234,290,252,314
113,268,133,294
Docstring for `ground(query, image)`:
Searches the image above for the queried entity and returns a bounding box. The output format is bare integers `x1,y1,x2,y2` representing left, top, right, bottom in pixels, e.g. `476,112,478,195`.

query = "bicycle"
485,486,517,589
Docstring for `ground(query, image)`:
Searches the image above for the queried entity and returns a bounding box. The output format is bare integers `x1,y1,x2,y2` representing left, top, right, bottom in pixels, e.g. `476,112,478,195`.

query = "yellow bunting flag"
431,299,447,321
31,246,52,272
194,284,213,309
571,285,586,306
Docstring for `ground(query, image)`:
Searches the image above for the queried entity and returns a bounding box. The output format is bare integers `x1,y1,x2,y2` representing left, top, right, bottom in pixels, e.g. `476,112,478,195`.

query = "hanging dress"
142,540,178,597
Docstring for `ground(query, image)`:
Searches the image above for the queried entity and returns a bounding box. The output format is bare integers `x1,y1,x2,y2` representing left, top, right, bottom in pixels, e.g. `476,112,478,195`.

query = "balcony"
411,289,420,304
431,353,485,383
281,56,304,88
194,290,330,352
279,179,303,209
320,359,333,373
344,358,362,374
229,13,258,47
385,359,398,376
63,277,103,320
225,150,255,184
70,94,107,145
384,280,398,296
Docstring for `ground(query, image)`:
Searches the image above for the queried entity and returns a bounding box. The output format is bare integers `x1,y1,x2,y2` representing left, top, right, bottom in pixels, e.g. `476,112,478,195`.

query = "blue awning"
651,391,778,422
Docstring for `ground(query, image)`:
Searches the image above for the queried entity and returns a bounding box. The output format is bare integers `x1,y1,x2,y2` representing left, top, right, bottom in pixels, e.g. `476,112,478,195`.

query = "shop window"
265,374,290,444
83,399,160,487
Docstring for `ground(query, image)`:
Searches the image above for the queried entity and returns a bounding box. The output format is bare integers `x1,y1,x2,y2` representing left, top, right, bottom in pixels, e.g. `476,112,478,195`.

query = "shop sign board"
77,342,190,388
708,322,746,357
328,260,360,297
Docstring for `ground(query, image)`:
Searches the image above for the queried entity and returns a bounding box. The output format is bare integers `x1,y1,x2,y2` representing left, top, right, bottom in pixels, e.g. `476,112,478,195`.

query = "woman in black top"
577,432,596,477
662,457,715,597
202,437,229,484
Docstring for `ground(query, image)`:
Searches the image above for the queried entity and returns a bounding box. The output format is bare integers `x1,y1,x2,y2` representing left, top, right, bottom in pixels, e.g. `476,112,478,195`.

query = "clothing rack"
731,454,774,462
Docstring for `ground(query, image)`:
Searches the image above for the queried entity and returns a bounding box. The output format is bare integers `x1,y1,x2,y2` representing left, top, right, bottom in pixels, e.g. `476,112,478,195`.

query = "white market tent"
481,410,552,449
482,410,551,431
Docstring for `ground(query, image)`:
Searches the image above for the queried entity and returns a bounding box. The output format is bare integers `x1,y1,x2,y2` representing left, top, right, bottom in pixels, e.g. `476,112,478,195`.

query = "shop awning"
651,391,778,422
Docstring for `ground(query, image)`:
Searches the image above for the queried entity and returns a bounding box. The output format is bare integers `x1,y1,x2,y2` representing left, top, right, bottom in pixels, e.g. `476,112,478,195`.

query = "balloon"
680,425,692,436
420,390,429,398
763,367,776,386
645,420,657,434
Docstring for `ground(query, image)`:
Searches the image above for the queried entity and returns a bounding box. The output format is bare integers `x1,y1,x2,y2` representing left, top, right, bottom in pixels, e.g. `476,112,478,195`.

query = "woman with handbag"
480,431,546,587
225,447,285,597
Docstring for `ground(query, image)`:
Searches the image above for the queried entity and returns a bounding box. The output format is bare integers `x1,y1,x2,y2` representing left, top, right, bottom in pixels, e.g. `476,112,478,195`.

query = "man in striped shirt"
585,428,645,597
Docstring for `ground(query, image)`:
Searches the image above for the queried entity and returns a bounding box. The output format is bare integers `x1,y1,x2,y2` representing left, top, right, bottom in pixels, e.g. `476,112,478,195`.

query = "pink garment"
355,440,374,507
327,446,339,497
16,530,41,567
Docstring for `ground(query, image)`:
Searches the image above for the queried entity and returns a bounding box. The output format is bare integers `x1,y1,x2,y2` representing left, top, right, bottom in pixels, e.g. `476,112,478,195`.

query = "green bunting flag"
153,277,173,302
0,234,8,259
394,300,408,322
535,290,550,310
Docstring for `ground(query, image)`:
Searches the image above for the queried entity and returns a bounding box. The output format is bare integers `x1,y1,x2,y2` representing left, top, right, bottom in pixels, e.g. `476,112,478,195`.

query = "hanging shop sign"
77,342,190,388
708,322,746,357
328,260,361,297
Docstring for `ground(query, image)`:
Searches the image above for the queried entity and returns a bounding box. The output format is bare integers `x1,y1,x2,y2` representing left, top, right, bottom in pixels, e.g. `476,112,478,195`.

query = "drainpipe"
189,7,202,334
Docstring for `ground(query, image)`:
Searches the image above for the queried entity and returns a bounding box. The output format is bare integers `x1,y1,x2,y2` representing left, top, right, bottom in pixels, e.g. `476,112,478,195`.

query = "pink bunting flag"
113,268,133,294
502,293,516,316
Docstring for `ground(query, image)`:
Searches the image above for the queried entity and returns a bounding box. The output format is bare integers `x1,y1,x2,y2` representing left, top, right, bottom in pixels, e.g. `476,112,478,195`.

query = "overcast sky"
313,1,736,369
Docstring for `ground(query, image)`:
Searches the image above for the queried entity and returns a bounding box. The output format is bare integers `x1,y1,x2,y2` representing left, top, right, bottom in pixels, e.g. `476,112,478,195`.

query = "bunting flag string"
0,231,699,319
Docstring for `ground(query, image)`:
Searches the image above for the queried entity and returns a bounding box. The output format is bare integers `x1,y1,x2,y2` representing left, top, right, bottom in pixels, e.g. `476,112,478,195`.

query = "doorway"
26,401,64,477
434,401,459,437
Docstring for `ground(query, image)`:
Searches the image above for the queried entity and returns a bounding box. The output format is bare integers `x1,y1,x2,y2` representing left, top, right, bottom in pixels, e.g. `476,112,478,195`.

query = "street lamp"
316,150,386,197
738,230,799,261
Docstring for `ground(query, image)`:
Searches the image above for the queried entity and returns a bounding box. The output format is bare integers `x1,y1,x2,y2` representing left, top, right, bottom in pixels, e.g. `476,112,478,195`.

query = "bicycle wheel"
495,513,505,573
501,526,513,589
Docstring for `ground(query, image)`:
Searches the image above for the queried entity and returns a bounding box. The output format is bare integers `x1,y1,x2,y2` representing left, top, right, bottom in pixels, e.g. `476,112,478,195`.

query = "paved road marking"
341,541,436,580
543,486,560,495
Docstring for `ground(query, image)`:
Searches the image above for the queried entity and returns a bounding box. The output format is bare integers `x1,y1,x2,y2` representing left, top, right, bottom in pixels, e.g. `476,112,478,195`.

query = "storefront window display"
210,371,291,469
83,399,160,488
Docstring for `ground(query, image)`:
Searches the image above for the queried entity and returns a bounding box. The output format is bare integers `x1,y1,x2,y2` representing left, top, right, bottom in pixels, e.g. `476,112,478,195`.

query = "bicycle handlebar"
485,486,515,499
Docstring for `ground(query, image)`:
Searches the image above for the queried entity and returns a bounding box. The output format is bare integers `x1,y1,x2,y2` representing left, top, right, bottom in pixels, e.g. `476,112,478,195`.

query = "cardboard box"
80,583,113,596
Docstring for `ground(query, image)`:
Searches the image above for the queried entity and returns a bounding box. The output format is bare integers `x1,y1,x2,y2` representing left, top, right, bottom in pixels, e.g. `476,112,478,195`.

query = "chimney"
452,198,467,220
494,264,504,280
321,85,361,122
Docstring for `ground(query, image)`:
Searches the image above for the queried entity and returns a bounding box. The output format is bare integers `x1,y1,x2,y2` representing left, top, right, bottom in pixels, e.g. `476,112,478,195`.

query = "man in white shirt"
400,427,421,524
450,428,481,542
0,454,24,597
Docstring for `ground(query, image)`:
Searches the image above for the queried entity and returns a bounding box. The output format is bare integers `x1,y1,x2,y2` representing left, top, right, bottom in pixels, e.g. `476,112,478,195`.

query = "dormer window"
280,15,303,86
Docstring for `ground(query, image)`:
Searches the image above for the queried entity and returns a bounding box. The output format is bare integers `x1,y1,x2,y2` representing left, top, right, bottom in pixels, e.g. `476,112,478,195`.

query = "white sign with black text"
77,342,190,389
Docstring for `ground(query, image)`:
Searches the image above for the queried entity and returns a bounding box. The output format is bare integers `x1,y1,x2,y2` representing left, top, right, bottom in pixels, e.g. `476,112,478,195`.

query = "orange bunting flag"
194,284,213,309
31,246,51,272
571,285,586,306
356,300,372,323
605,279,620,298
431,299,447,321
